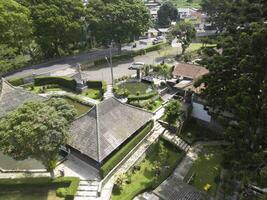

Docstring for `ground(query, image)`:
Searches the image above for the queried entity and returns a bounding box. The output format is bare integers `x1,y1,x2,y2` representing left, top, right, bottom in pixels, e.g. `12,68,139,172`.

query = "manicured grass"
179,119,222,144
184,146,222,197
118,82,155,95
0,177,80,200
165,0,202,8
145,98,163,112
82,88,102,100
100,121,154,178
185,43,216,53
112,138,185,200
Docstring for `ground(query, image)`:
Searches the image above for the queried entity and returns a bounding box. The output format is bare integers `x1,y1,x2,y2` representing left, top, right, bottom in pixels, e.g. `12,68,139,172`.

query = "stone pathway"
39,91,100,105
162,130,191,152
75,180,99,200
104,84,114,99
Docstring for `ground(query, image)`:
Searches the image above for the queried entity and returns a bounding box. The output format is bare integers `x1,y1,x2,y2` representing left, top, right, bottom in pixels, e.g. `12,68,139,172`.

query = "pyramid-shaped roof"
68,97,153,163
0,78,46,118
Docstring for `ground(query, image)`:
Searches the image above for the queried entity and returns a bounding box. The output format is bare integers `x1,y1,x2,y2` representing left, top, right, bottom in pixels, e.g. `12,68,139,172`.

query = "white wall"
191,102,211,122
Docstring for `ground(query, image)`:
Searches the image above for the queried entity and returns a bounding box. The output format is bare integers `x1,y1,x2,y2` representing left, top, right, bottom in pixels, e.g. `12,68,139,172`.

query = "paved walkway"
162,130,191,152
39,91,100,105
103,85,114,99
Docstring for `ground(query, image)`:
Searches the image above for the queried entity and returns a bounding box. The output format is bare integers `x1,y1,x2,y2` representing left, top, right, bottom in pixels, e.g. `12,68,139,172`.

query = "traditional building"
68,97,153,168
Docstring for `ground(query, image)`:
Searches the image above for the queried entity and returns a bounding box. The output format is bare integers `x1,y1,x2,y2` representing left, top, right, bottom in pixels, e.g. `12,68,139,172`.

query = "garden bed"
0,177,80,200
111,138,185,200
184,145,223,197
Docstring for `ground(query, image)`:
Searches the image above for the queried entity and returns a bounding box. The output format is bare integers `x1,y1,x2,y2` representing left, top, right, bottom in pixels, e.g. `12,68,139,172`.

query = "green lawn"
185,43,217,53
112,138,185,200
184,146,222,197
145,98,163,112
117,82,155,95
0,177,79,200
0,187,63,200
164,0,202,8
82,88,102,100
100,121,154,178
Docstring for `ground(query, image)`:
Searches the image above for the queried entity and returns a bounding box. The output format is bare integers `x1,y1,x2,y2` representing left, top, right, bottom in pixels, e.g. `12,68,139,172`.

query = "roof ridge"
95,104,101,162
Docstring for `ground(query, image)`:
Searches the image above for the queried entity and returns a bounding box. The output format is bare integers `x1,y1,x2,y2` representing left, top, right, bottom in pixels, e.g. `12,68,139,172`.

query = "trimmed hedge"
127,92,158,102
100,120,154,178
8,77,25,86
34,76,77,91
0,177,80,200
86,80,107,94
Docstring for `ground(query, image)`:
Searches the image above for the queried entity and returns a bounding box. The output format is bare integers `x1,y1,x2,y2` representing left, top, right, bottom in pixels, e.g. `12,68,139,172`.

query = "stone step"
76,190,98,197
78,185,98,191
79,180,99,186
74,196,97,200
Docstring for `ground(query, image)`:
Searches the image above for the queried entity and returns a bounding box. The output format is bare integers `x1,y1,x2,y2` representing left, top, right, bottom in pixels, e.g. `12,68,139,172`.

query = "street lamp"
105,42,114,85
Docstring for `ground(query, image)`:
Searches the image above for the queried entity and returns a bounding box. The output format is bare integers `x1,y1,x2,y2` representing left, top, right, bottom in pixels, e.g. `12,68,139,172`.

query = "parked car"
128,62,145,70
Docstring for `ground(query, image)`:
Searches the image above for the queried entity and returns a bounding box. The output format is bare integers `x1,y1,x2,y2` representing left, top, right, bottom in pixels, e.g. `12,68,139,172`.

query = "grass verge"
111,138,185,200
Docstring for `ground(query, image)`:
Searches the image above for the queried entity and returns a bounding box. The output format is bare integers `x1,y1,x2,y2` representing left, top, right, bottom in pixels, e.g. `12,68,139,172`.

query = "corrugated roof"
68,97,153,163
0,78,47,118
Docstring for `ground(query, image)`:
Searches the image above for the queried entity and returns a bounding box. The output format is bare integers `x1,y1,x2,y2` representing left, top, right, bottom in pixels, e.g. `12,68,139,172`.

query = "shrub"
127,92,158,102
8,77,25,86
56,187,67,197
34,76,77,91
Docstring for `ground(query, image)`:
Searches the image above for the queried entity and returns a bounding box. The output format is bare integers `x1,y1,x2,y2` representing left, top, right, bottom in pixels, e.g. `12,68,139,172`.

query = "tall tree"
164,100,183,125
20,0,85,58
0,0,32,52
157,1,178,28
195,23,267,177
168,21,196,55
0,98,76,177
86,0,151,54
201,0,267,33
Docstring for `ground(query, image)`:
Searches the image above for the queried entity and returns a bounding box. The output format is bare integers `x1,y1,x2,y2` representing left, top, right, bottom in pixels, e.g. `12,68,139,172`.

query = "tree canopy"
157,1,178,28
195,23,267,178
85,0,151,53
164,100,183,125
168,21,196,55
0,98,76,174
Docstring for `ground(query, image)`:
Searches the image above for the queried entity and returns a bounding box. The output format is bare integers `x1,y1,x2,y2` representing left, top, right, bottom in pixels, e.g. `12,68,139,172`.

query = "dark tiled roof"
173,63,209,80
0,78,46,118
68,97,153,163
154,178,211,200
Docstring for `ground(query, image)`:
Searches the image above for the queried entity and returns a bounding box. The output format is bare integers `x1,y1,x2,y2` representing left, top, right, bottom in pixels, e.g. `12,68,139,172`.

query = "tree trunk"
49,169,55,178
117,42,122,55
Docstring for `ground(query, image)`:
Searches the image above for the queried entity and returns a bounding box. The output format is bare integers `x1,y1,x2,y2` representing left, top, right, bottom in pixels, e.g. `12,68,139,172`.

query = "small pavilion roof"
68,97,153,163
0,78,46,118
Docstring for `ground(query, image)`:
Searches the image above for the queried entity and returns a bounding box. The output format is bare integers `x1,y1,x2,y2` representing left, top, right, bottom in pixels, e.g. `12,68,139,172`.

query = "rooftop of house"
172,63,209,80
0,78,47,118
68,97,153,163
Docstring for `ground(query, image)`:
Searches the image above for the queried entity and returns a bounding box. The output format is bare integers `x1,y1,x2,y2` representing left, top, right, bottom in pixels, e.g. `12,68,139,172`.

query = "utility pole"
105,40,114,86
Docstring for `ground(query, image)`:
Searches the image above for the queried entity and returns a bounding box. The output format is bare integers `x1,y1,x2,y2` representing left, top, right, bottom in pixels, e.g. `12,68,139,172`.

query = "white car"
128,62,145,70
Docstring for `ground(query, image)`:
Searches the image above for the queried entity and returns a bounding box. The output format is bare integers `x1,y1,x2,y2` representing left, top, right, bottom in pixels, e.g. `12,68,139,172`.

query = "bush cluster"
34,76,77,91
127,92,158,102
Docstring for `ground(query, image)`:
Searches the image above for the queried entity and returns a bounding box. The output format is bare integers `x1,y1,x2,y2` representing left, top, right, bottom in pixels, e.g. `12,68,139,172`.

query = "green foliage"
157,1,178,28
0,99,76,171
127,92,158,102
8,77,25,86
0,0,32,51
111,138,185,200
100,121,154,178
164,100,183,125
21,0,85,58
168,21,196,55
86,0,151,53
34,76,77,91
0,177,80,200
